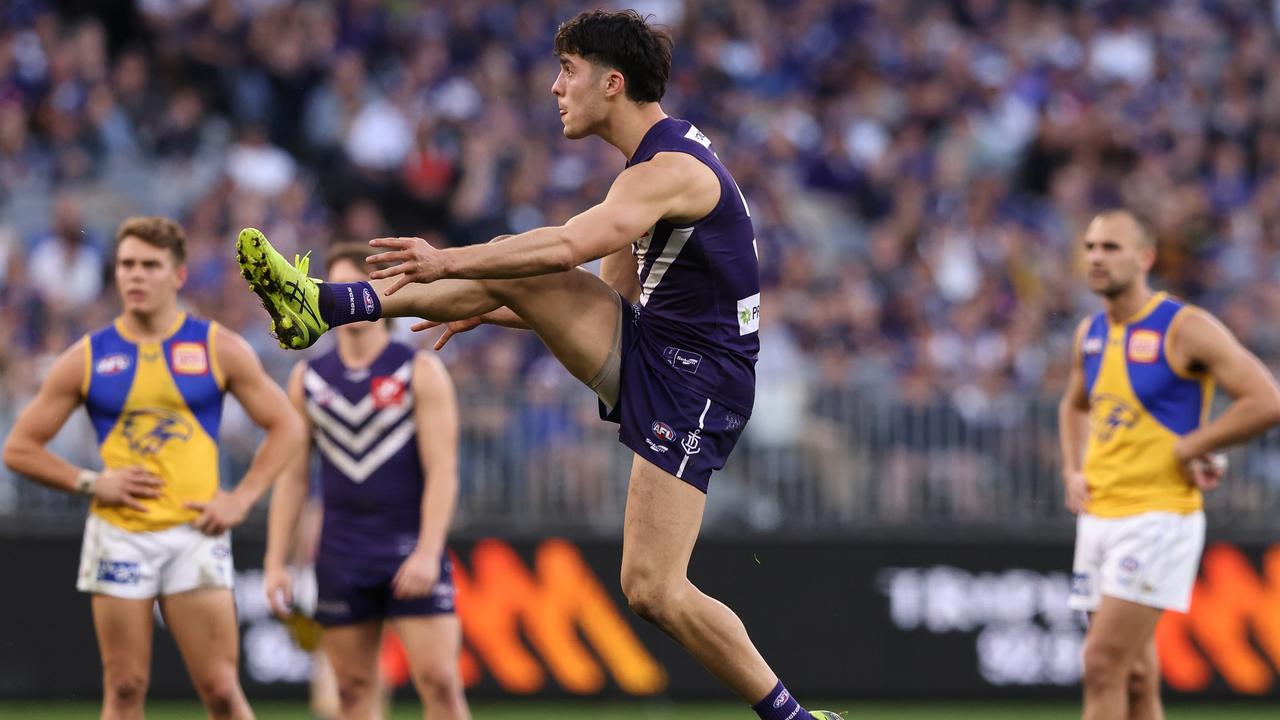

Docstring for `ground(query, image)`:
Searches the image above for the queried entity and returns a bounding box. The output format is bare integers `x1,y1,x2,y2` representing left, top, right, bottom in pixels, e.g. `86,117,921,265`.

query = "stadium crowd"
3,0,1280,522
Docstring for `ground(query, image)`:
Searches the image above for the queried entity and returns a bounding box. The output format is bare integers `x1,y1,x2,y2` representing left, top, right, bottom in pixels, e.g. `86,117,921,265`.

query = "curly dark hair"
553,10,673,104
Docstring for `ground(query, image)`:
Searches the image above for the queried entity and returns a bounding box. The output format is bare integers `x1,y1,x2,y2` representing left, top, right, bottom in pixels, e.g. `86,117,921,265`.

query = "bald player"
1059,209,1280,720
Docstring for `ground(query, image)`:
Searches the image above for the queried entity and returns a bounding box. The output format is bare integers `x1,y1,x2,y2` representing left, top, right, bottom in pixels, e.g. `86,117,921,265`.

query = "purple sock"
752,681,811,720
318,281,381,327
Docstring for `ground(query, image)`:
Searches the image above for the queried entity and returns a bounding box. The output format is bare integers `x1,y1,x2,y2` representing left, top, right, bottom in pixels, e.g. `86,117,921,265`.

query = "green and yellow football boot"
235,227,328,350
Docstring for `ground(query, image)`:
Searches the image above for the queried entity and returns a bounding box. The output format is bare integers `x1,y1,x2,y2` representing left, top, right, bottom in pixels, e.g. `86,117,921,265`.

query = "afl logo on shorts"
171,342,208,375
96,353,131,375
651,422,676,442
1127,330,1161,363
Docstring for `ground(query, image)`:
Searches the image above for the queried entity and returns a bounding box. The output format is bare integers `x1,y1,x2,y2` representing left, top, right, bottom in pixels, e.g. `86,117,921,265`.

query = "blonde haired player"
3,216,302,720
1059,209,1280,720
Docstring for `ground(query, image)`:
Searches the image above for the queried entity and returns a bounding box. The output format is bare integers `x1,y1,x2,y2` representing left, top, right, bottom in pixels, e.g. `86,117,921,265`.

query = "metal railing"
3,383,1279,537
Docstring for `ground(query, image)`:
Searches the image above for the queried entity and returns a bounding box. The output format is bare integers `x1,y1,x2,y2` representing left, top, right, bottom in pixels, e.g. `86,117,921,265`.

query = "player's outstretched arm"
392,352,461,599
1169,309,1280,468
264,360,314,616
2,340,162,510
189,327,304,535
366,153,718,293
1058,318,1093,513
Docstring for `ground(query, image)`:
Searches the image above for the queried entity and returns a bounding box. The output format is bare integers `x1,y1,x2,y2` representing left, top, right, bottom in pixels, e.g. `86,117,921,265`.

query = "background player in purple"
262,244,470,720
238,12,837,719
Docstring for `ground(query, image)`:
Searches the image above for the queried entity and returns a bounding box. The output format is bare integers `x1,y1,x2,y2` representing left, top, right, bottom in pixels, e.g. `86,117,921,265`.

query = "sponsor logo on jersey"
371,376,406,408
96,353,131,375
1127,330,1161,363
683,124,712,148
171,341,208,375
737,293,761,335
651,422,676,442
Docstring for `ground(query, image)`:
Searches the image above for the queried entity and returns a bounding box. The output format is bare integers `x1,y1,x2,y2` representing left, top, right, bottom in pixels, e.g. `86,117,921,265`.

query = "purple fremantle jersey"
627,117,760,415
303,341,423,561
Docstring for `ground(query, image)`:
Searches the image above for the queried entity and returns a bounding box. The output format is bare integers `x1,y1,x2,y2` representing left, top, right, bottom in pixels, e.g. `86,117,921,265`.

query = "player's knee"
1127,659,1160,699
335,672,377,709
620,569,677,625
1081,645,1126,691
103,670,148,707
413,661,462,703
194,672,242,716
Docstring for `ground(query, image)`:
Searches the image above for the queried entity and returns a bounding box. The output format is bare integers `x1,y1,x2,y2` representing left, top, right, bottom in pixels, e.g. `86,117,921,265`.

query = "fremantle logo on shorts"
681,429,702,456
97,560,141,585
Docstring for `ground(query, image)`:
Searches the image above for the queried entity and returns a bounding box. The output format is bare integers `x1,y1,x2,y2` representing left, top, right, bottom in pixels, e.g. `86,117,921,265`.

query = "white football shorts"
1068,510,1205,613
77,513,234,599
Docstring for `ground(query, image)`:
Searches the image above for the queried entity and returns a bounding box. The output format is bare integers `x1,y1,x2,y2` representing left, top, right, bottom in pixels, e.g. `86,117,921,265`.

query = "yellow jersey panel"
1081,293,1213,517
84,314,225,532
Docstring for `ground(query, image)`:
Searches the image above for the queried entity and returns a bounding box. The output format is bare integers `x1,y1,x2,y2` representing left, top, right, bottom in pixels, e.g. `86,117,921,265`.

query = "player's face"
552,53,607,139
115,237,185,315
1082,215,1153,298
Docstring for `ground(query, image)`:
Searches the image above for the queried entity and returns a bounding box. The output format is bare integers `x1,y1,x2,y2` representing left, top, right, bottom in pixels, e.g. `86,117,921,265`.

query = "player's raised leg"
160,588,253,720
390,615,470,720
236,228,620,387
320,621,383,720
93,597,154,720
1082,596,1164,720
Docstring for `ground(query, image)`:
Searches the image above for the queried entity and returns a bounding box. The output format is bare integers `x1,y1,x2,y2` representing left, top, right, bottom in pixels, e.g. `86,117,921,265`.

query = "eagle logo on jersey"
1089,393,1139,443
122,408,194,456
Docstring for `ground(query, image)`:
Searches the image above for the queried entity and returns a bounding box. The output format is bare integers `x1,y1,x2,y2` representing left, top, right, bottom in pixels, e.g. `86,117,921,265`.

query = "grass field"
2,701,1278,719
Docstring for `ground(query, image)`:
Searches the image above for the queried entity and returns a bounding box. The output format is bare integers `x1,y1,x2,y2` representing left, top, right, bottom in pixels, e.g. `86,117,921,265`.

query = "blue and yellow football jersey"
1081,292,1214,517
82,313,225,532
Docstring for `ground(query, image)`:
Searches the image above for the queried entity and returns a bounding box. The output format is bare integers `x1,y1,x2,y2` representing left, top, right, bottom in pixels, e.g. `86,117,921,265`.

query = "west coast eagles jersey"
1081,293,1214,517
82,313,225,532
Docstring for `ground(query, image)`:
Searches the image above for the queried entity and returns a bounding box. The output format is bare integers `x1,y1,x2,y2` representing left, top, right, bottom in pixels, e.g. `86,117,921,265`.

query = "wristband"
75,470,99,497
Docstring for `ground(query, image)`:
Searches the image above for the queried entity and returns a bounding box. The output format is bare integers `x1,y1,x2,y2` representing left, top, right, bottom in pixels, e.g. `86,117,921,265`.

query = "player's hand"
1063,471,1091,514
185,491,252,535
392,547,441,599
411,316,484,350
95,466,163,512
1185,453,1228,491
367,237,450,295
263,563,293,619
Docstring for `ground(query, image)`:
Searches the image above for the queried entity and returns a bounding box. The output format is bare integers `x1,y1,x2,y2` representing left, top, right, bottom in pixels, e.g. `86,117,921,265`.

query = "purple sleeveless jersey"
626,117,760,416
600,118,760,492
303,341,424,561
